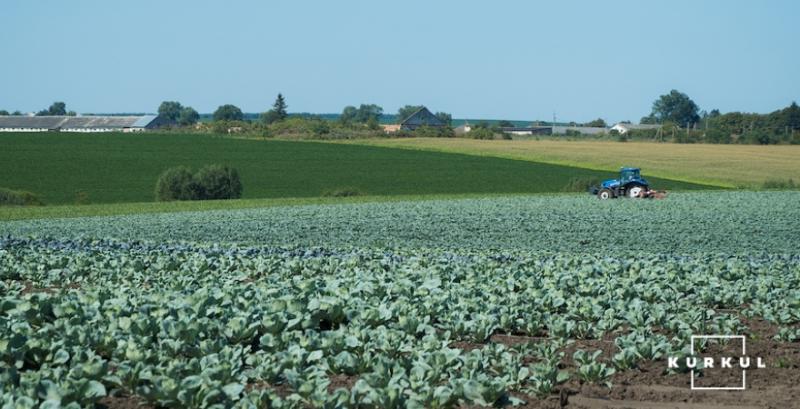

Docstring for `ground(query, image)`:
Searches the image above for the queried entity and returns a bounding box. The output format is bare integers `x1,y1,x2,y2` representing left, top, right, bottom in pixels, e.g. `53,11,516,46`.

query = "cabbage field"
1,192,799,408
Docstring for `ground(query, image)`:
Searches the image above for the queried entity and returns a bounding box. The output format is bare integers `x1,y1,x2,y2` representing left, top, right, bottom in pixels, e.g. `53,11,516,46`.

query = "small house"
399,107,446,131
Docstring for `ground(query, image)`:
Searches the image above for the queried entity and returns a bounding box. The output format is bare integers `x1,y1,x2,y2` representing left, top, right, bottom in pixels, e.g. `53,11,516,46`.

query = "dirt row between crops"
90,317,800,409
475,317,800,409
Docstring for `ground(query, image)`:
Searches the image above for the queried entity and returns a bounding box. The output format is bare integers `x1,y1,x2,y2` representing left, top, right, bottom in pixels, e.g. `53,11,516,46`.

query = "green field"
2,192,799,408
0,132,708,205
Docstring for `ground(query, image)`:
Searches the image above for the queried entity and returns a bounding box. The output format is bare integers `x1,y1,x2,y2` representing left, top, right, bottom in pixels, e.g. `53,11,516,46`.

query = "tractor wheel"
597,189,613,200
627,184,645,198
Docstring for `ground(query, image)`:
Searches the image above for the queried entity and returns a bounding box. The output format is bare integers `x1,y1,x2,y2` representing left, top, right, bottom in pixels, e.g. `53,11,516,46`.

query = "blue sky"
1,0,798,123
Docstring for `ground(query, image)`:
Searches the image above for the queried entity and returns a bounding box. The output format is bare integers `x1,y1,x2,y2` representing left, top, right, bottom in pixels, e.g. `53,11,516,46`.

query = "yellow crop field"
346,138,800,188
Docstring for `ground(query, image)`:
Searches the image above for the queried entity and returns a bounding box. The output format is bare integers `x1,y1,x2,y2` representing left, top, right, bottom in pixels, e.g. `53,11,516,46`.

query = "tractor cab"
619,167,641,183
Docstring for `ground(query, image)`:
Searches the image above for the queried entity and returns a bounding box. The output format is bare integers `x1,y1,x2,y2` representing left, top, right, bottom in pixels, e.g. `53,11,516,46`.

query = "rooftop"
0,115,160,129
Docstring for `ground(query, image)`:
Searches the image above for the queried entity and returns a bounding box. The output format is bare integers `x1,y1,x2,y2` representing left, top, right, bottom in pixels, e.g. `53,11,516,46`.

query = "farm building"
0,115,174,132
552,126,607,135
499,126,553,136
381,124,401,134
399,107,447,131
610,123,662,135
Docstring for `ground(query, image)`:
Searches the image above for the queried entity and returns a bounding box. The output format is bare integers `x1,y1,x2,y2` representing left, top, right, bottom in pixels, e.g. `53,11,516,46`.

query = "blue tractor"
589,167,664,199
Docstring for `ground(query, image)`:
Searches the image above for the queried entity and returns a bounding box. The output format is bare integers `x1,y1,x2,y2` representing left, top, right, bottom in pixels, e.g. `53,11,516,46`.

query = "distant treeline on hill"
194,113,537,127
4,90,798,144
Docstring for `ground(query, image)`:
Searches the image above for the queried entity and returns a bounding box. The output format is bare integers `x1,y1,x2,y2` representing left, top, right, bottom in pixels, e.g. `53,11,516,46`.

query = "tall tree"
36,101,67,116
585,118,607,127
158,101,183,121
261,94,288,124
272,93,288,121
178,107,200,126
340,105,358,124
213,104,244,121
783,101,800,129
48,101,66,115
0,110,8,116
397,105,424,123
435,112,452,126
647,89,700,127
355,104,383,123
366,116,380,130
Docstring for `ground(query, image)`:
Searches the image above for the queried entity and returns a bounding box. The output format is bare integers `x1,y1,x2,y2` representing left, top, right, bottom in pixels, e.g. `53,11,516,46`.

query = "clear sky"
1,0,798,123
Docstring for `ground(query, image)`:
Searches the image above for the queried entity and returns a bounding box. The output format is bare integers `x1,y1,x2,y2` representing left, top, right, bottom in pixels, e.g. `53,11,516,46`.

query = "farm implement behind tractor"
589,167,667,199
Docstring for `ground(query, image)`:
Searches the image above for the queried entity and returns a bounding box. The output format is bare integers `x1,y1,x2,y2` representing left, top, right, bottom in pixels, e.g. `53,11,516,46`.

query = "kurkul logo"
667,335,766,390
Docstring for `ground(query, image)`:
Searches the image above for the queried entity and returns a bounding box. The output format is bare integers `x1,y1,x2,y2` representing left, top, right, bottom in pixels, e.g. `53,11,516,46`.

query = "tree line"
629,89,800,144
0,102,76,117
200,96,455,138
6,92,796,145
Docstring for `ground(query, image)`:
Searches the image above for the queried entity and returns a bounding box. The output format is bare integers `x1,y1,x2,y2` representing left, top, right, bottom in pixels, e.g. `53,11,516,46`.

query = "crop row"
2,237,799,408
3,191,800,253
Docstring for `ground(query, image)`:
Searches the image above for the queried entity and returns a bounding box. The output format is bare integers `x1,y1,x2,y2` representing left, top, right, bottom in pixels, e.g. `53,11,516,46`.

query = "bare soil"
327,373,359,393
19,280,81,295
98,394,153,409
97,318,800,409
472,317,800,408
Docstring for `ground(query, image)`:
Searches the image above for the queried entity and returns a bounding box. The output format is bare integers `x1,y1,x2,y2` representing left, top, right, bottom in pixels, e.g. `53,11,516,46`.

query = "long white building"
0,115,173,132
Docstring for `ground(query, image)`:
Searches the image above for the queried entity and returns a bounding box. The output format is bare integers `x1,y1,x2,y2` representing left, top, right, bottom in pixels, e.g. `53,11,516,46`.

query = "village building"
499,126,553,136
453,124,472,136
399,107,447,131
552,125,608,135
610,123,662,135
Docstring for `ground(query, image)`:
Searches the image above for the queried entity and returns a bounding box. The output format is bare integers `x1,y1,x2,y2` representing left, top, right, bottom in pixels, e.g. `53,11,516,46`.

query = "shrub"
0,187,43,206
742,130,780,145
406,125,454,138
156,165,243,201
704,129,732,144
155,166,202,201
195,165,243,200
309,120,331,137
322,187,365,197
563,177,600,192
469,127,496,140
